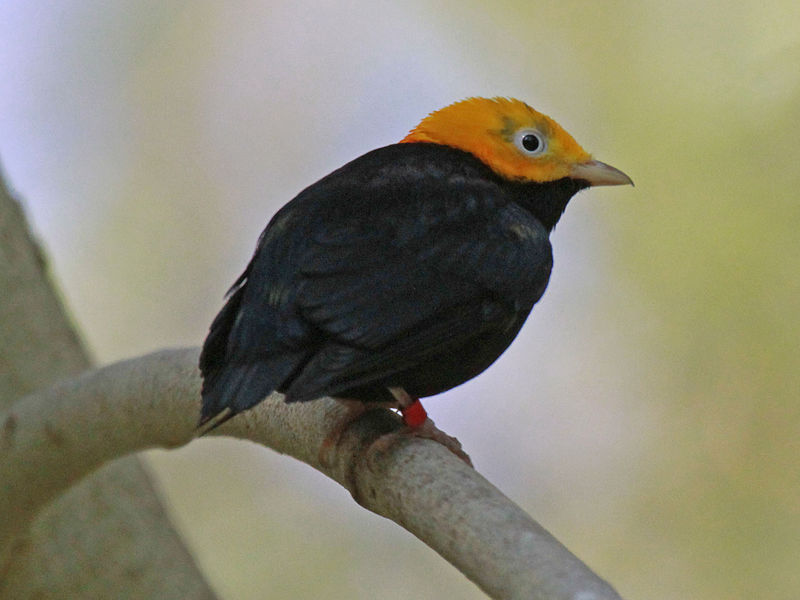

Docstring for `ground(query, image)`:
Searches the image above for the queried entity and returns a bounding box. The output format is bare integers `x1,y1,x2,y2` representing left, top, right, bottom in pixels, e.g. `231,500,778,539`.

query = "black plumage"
199,142,589,426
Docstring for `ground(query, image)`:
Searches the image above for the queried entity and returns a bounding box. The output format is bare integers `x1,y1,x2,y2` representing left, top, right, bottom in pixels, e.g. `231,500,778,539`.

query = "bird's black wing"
282,146,554,400
199,144,553,420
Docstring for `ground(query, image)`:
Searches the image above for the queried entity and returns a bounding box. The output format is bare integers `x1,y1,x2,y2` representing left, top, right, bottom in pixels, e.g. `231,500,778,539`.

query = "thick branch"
1,347,623,600
0,168,90,403
0,167,217,599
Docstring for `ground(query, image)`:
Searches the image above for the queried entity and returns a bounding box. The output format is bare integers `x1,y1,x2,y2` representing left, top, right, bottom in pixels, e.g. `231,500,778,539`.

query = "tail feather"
199,353,306,432
199,267,310,432
199,282,246,383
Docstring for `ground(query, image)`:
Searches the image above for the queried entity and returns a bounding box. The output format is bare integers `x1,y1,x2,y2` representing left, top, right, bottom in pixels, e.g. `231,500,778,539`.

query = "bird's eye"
514,130,547,156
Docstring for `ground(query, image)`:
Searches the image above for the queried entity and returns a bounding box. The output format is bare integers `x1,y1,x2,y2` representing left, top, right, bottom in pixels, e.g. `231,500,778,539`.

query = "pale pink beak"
570,160,633,187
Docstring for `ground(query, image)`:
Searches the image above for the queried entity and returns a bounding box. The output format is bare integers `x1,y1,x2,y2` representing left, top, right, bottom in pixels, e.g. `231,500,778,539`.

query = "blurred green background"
2,1,798,598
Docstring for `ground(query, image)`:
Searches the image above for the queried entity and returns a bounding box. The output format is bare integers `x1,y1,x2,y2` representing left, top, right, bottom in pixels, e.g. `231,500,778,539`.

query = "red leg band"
401,398,427,428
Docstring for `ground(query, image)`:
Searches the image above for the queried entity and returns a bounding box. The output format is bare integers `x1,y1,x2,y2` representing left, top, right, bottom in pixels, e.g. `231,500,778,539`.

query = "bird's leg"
319,391,473,469
376,387,473,467
398,393,428,427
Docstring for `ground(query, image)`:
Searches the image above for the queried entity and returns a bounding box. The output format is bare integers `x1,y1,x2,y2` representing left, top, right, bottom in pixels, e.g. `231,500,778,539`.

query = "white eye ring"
514,129,547,156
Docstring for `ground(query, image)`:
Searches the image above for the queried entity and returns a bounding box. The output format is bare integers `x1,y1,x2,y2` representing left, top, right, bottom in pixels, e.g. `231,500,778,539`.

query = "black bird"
199,97,632,444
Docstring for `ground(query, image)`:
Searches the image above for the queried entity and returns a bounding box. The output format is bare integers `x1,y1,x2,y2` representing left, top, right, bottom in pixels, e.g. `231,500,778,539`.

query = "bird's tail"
198,278,306,433
198,352,304,433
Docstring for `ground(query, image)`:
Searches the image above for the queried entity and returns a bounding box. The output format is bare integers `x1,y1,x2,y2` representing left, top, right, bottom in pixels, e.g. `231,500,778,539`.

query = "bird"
198,97,632,457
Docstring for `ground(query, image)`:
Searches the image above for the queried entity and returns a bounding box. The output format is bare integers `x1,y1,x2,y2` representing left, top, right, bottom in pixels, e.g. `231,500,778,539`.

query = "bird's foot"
368,415,473,468
318,394,472,469
382,391,473,466
318,398,394,468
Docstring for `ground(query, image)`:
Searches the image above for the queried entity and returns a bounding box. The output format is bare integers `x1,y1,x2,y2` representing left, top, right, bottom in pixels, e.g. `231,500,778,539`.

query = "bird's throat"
509,177,589,231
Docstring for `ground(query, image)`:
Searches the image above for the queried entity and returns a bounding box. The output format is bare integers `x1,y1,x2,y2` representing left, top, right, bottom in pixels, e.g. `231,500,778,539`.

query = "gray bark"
0,170,217,599
2,345,624,600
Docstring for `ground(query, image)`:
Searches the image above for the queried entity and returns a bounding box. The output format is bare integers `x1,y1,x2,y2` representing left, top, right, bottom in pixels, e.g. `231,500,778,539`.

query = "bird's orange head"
401,97,631,187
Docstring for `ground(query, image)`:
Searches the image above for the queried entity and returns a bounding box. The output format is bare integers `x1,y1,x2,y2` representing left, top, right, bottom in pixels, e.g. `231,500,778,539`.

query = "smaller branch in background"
0,347,624,600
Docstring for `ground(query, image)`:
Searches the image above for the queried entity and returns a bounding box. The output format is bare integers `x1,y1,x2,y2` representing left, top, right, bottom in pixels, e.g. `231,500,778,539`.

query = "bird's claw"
367,417,473,468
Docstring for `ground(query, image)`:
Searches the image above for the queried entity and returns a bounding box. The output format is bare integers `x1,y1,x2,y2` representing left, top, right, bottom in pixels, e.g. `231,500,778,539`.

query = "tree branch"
0,167,217,599
1,347,623,600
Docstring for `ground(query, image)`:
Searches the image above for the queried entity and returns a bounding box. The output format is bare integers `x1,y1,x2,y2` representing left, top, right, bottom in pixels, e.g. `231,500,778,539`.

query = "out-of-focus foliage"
1,1,798,599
